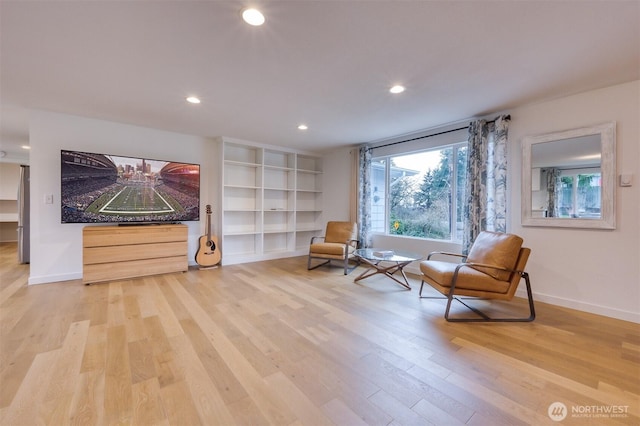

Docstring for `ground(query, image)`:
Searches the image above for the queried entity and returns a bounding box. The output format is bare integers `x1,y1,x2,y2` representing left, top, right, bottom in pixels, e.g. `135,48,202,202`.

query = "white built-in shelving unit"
222,142,323,264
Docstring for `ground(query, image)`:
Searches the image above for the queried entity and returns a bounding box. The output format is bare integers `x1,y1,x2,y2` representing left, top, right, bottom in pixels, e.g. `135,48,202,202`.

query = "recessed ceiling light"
21,145,31,150
389,85,405,94
297,124,308,130
186,96,201,104
242,8,265,26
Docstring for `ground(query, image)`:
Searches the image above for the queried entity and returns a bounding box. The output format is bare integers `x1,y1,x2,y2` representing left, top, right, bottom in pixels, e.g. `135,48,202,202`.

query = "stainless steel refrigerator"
17,165,30,264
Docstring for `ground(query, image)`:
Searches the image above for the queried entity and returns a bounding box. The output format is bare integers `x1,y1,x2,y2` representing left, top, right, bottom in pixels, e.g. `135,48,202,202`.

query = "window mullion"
385,157,391,235
451,146,458,241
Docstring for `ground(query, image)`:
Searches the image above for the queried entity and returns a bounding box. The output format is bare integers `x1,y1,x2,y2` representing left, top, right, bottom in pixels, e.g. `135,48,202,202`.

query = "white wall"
509,80,639,322
28,111,217,284
0,163,21,200
322,146,353,222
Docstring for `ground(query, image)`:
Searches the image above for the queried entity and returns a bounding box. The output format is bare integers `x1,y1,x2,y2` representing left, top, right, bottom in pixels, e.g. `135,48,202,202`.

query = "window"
557,171,602,218
371,142,467,242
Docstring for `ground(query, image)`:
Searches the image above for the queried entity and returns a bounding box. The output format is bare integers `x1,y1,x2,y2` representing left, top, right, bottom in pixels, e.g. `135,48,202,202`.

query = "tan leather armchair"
419,231,535,322
307,221,359,275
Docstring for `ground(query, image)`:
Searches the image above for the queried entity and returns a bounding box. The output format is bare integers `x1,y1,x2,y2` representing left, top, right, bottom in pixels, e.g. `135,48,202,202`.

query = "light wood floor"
0,242,638,425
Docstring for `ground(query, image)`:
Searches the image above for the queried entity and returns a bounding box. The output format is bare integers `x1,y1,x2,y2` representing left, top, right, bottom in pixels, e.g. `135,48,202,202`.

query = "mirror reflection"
531,134,601,219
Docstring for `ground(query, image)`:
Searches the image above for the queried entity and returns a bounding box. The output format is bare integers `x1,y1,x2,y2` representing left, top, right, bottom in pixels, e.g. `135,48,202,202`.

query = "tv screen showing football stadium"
61,150,200,224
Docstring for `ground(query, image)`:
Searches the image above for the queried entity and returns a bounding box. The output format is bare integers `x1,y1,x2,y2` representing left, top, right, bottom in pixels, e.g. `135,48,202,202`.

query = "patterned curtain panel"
544,167,560,217
357,146,372,248
462,115,510,254
349,149,359,224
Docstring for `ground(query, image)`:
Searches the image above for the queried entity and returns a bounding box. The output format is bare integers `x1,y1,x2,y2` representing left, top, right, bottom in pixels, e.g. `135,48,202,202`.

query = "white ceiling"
1,0,638,162
531,134,601,168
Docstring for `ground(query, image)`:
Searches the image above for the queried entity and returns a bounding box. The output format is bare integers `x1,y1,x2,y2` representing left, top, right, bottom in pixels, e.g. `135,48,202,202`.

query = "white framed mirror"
521,122,616,229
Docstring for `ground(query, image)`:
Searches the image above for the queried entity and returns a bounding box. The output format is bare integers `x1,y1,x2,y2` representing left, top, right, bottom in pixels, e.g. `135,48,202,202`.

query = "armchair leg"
343,257,361,275
308,257,359,275
308,253,360,275
307,258,330,271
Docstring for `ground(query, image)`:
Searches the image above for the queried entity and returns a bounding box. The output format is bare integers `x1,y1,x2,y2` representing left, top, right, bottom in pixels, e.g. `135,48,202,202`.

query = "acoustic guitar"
195,204,221,268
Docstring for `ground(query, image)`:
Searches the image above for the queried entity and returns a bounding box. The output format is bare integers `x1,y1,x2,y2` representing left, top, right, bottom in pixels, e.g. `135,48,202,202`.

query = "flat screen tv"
61,149,200,224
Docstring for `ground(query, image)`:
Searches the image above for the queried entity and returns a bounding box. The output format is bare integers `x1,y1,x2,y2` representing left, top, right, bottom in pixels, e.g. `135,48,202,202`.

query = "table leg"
354,258,412,290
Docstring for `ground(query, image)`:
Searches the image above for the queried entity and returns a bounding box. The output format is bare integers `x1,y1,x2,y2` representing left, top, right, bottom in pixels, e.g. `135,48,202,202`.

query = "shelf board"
223,209,261,212
263,229,294,234
224,231,261,236
224,185,261,190
264,165,294,171
224,160,261,168
264,187,294,191
297,169,323,174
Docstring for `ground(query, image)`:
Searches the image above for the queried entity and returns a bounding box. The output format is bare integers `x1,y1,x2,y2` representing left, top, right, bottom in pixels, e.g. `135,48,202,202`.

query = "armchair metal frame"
307,235,360,275
419,250,535,323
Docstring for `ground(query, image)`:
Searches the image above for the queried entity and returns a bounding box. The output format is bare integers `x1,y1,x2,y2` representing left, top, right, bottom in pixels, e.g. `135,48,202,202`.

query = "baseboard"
516,288,639,324
28,272,82,285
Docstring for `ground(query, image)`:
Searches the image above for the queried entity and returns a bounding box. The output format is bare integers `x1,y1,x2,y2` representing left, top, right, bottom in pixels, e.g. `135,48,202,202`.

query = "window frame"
371,140,468,243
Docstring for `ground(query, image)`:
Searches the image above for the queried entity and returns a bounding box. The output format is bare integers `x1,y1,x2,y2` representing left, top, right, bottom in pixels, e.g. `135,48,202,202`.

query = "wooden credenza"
83,224,188,284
